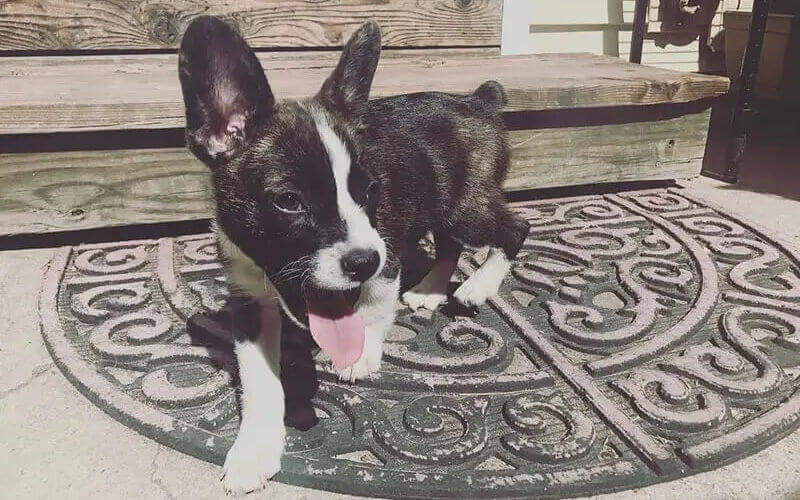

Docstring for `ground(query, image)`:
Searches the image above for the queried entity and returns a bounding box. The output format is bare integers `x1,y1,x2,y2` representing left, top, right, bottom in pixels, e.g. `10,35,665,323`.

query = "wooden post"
723,0,772,182
630,0,650,63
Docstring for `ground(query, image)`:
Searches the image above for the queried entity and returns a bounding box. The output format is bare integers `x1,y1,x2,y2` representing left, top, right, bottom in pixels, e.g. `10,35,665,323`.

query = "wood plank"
0,149,213,235
0,51,729,134
505,109,710,190
0,111,710,236
0,0,502,51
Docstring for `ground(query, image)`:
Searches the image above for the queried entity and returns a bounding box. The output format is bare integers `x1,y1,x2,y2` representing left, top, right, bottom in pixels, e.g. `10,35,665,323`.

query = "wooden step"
0,111,712,236
0,49,728,238
0,51,728,134
0,0,503,51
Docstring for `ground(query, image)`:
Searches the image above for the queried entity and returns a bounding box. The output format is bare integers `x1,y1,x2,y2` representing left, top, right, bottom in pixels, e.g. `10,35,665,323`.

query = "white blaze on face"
310,107,386,289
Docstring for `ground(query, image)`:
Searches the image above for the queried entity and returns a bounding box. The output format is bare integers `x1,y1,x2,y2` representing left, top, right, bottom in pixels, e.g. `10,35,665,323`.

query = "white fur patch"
222,300,286,494
402,258,458,311
453,247,510,307
309,108,386,289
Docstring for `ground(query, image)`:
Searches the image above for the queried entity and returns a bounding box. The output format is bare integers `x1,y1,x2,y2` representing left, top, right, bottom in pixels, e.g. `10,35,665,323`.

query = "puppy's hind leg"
402,232,462,311
454,206,528,307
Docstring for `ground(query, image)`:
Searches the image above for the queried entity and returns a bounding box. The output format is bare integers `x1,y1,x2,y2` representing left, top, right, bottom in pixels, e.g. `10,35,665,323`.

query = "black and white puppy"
178,16,528,494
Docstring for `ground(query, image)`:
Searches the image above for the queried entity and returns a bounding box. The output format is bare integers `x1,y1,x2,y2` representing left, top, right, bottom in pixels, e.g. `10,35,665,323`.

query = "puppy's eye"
274,192,305,213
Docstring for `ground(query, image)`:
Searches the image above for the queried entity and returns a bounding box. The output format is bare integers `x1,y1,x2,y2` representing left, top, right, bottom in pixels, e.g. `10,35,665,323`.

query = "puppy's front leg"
223,297,285,495
338,274,400,382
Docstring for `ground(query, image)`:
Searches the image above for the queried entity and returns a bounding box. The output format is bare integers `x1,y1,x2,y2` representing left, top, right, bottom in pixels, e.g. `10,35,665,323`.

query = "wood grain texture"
0,148,213,235
0,51,729,134
0,0,502,51
0,111,710,236
505,110,710,190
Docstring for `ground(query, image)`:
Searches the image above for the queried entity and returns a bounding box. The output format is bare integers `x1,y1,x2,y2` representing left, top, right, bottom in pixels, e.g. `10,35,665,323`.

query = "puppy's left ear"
318,21,381,114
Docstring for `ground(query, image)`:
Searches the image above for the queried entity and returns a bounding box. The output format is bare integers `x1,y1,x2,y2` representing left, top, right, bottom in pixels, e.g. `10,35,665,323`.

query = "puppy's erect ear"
318,21,381,114
178,16,274,162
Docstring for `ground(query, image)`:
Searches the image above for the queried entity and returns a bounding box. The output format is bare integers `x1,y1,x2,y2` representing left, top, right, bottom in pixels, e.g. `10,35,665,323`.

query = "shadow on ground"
713,104,800,201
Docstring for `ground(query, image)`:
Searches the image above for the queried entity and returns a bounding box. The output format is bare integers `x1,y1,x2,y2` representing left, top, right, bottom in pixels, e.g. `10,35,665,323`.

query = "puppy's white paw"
454,248,509,307
453,275,498,307
402,289,446,311
401,261,455,311
222,427,285,495
337,349,382,383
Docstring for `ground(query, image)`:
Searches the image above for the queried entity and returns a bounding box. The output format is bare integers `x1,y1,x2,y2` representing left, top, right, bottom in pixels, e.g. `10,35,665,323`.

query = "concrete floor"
2,141,799,499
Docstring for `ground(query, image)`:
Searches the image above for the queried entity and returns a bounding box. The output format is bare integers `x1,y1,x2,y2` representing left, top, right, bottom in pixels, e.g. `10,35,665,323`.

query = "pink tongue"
306,295,365,371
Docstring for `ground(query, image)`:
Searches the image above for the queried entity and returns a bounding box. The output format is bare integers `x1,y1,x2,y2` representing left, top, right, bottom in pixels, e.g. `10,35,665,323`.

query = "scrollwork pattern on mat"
42,188,800,498
501,393,596,463
613,369,728,432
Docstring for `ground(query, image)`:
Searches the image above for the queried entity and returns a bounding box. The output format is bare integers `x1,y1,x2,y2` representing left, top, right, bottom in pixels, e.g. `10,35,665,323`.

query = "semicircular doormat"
40,188,800,498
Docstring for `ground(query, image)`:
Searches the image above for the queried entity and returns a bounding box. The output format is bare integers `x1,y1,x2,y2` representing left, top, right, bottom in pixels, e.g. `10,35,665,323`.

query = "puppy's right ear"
317,21,381,115
179,16,274,163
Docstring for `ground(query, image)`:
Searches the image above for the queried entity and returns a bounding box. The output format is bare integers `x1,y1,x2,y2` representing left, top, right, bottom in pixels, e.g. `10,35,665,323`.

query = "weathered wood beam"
0,110,710,237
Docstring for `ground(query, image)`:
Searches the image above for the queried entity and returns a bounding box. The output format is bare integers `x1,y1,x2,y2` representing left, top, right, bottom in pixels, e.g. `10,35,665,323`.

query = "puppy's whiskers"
272,255,313,284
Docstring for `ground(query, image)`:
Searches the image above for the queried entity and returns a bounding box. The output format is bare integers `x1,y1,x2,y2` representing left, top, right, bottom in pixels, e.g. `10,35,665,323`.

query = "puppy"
178,16,528,494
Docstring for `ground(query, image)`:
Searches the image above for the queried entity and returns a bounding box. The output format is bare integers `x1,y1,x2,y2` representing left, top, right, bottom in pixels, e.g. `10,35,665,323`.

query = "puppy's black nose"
340,249,380,282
